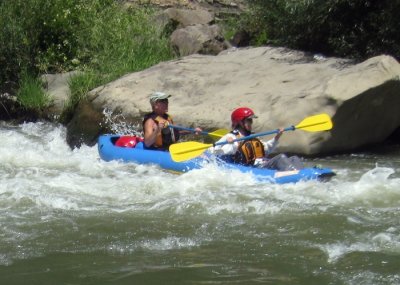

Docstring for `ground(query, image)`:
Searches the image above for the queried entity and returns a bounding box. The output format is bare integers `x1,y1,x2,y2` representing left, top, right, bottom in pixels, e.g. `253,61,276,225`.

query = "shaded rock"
155,7,215,37
153,7,229,56
126,0,194,8
0,82,30,122
170,24,228,56
388,127,400,142
315,56,400,153
0,93,19,121
66,100,107,148
125,0,248,13
163,7,214,28
0,92,45,122
41,71,80,118
230,30,250,47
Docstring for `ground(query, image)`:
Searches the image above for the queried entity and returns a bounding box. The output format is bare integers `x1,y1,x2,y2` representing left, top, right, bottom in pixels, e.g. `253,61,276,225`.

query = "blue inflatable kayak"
98,135,335,184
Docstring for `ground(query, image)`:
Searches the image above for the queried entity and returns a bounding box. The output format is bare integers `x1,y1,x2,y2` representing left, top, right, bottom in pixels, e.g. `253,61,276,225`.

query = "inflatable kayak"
98,135,335,184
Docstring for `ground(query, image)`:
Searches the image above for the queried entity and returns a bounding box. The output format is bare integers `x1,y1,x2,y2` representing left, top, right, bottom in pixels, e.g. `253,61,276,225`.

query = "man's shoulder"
143,112,155,120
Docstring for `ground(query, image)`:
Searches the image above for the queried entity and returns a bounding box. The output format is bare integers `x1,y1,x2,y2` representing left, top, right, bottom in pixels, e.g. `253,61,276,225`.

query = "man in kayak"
209,107,304,171
143,91,202,150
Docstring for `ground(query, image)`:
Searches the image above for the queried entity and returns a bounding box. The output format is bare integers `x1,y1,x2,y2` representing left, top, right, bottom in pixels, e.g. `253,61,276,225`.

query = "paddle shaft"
169,125,229,139
168,124,206,135
213,126,294,147
213,118,329,146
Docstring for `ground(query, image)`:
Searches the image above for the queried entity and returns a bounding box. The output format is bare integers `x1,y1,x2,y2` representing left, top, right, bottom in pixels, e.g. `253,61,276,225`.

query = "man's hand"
194,127,202,135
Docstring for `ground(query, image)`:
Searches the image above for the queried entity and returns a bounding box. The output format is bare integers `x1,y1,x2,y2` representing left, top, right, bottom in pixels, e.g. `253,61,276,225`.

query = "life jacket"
232,131,265,165
142,112,180,149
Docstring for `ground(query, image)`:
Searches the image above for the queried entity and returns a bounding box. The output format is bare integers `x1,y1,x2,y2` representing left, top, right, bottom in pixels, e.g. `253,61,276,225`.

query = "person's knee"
288,156,304,170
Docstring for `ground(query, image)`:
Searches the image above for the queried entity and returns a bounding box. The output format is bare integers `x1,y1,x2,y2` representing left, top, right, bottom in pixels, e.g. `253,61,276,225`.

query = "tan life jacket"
143,113,179,149
233,133,265,165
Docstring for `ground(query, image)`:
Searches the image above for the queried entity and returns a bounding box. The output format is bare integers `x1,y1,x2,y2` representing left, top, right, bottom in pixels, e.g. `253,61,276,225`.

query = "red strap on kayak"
115,136,143,148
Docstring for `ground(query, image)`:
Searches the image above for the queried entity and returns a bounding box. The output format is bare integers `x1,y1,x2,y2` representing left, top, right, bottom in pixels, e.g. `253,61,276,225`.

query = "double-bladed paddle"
168,124,229,140
169,113,333,162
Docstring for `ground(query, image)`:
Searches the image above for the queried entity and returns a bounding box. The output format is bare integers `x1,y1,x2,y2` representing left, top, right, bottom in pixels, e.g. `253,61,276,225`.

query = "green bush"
62,5,174,122
245,0,400,61
0,0,173,118
1,0,86,83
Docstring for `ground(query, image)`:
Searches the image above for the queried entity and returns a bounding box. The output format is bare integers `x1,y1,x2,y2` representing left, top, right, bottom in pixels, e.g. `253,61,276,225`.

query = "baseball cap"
150,92,171,103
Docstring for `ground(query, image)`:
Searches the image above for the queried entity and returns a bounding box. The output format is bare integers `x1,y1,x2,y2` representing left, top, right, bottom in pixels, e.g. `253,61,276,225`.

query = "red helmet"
231,107,258,126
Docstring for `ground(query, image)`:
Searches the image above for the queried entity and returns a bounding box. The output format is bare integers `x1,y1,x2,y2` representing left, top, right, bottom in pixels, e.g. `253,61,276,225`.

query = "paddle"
169,113,333,162
168,124,229,140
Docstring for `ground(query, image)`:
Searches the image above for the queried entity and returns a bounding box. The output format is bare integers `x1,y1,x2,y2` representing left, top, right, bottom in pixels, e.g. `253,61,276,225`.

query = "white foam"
318,227,400,264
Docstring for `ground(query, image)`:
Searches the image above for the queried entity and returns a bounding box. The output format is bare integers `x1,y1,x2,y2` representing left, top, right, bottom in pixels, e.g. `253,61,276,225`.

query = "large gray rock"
154,8,229,56
41,71,79,117
170,24,228,56
154,7,214,37
163,8,214,28
68,46,400,155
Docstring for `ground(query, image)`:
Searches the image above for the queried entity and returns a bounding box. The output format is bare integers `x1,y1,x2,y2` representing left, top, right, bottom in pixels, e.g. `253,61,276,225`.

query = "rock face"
67,46,400,155
170,24,228,56
41,71,79,117
162,8,214,28
156,8,229,56
66,101,107,148
317,57,400,153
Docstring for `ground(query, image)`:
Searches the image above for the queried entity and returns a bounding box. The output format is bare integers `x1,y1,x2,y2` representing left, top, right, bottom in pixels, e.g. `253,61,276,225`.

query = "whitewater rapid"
1,122,399,284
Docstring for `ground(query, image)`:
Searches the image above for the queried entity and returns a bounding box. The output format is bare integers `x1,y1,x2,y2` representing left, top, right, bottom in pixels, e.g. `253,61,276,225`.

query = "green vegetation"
0,0,174,117
16,71,50,110
243,0,400,61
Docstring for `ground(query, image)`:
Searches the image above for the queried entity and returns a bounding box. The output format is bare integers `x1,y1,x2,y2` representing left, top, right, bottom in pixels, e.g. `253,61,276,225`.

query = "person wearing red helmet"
210,107,303,170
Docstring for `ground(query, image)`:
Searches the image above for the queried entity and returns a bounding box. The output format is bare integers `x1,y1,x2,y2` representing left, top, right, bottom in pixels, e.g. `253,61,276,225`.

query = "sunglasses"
244,118,253,124
157,99,169,104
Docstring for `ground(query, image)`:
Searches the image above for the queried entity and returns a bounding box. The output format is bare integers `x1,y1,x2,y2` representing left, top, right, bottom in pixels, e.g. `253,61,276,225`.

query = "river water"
1,121,399,285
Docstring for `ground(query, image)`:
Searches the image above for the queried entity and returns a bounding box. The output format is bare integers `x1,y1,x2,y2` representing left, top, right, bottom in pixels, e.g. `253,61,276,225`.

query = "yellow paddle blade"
169,141,213,162
295,113,333,132
208,129,229,140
